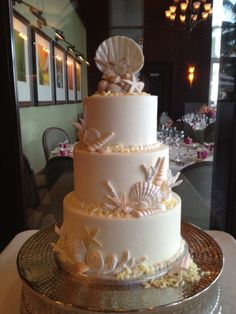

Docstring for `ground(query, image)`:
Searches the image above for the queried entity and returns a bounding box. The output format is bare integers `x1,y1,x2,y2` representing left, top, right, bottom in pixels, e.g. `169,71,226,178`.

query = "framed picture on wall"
13,11,33,107
53,43,67,103
31,27,55,105
66,53,76,102
75,60,82,102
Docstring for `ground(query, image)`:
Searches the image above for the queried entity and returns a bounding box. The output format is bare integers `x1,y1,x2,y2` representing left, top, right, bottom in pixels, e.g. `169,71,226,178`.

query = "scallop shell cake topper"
95,36,145,94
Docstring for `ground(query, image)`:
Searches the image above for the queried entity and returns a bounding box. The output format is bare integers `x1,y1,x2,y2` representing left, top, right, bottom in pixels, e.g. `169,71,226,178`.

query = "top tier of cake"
84,94,157,147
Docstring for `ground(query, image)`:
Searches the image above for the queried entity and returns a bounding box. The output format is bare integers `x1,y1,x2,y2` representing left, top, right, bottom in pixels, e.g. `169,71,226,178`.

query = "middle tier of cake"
73,143,169,204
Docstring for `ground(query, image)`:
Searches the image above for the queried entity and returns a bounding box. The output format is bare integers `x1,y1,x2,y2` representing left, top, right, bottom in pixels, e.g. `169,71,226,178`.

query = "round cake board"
17,222,223,313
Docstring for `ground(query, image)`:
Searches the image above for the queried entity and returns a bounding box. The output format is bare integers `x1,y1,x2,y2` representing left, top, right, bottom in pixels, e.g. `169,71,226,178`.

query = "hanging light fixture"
54,29,65,41
67,45,75,54
165,0,213,32
13,0,90,66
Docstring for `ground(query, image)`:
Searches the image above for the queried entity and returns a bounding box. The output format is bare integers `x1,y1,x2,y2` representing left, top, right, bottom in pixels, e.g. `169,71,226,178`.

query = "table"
0,228,236,314
193,127,205,144
169,143,213,175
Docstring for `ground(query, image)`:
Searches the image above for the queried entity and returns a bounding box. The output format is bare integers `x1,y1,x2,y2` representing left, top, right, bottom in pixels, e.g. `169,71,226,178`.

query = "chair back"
172,121,194,139
42,127,69,161
22,154,40,209
173,161,213,229
44,156,73,190
204,123,216,143
159,112,173,128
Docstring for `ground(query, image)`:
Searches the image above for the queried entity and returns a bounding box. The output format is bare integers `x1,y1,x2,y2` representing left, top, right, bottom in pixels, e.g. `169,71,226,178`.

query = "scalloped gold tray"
18,222,223,313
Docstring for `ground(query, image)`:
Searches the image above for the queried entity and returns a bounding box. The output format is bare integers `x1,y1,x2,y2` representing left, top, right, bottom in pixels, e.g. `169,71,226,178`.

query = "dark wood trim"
0,0,25,251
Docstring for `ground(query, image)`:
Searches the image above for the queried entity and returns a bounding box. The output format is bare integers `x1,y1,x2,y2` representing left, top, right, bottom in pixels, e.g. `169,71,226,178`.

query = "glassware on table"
174,130,185,162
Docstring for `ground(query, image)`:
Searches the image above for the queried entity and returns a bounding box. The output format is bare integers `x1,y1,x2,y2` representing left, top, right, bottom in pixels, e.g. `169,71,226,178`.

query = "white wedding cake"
19,36,222,314
53,36,186,283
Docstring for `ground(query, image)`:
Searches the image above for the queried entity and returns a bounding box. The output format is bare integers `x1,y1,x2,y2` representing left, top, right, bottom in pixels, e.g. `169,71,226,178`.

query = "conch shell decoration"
94,36,145,94
72,119,114,153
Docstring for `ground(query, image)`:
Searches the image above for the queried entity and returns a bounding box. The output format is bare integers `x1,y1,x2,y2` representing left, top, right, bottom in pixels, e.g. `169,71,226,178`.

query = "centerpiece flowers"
197,105,216,118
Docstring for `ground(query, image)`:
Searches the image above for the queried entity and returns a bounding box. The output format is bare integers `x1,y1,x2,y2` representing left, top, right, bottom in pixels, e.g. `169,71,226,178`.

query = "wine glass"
174,130,185,162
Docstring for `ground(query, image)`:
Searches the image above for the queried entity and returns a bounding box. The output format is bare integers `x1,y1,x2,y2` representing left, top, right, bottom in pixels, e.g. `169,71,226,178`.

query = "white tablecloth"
0,229,236,314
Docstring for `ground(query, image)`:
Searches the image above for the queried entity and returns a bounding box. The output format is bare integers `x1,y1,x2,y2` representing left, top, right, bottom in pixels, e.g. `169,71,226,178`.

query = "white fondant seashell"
137,81,144,92
152,157,165,186
66,238,87,263
86,249,104,273
121,72,132,80
134,256,147,266
87,132,114,152
54,224,62,235
98,80,108,93
83,128,101,144
128,182,160,207
138,201,149,210
102,68,116,79
158,204,167,212
95,36,144,75
112,251,130,274
108,74,121,84
135,208,160,217
107,83,122,94
126,257,135,269
74,262,90,274
102,254,118,274
122,81,132,92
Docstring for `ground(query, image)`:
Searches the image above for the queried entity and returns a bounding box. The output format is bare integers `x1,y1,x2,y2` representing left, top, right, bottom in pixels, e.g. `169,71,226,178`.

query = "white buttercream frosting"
82,95,158,147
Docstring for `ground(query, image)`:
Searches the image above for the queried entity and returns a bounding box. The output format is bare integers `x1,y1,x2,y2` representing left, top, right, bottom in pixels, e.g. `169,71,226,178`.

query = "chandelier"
165,0,213,32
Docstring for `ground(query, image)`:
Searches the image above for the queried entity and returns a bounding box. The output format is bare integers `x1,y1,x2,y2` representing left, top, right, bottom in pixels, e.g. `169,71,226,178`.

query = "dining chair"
172,161,213,229
42,127,70,162
204,123,216,143
159,112,173,128
171,121,195,140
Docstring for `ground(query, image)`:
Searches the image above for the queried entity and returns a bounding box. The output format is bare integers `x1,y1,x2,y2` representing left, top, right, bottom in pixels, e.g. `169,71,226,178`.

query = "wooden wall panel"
74,0,212,119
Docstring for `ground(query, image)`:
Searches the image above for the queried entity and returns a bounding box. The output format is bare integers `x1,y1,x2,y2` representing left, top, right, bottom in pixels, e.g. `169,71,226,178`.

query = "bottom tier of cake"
53,191,182,281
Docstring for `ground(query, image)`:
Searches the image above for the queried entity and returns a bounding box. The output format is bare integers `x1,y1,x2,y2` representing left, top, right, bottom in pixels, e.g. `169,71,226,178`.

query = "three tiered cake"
53,36,186,283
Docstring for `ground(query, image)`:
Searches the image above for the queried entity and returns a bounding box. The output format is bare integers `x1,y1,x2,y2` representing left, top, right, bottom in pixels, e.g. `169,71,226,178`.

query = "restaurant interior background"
1,0,236,250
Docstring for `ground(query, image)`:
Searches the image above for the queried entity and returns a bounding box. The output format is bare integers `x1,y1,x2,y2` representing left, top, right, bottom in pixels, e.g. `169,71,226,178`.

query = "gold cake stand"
17,222,223,314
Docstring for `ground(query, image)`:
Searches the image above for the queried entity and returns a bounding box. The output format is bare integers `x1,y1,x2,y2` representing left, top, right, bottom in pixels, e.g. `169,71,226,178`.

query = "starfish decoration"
167,170,183,189
94,58,115,75
123,73,144,93
113,192,133,215
104,181,135,215
83,226,103,249
95,56,132,78
110,57,129,76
